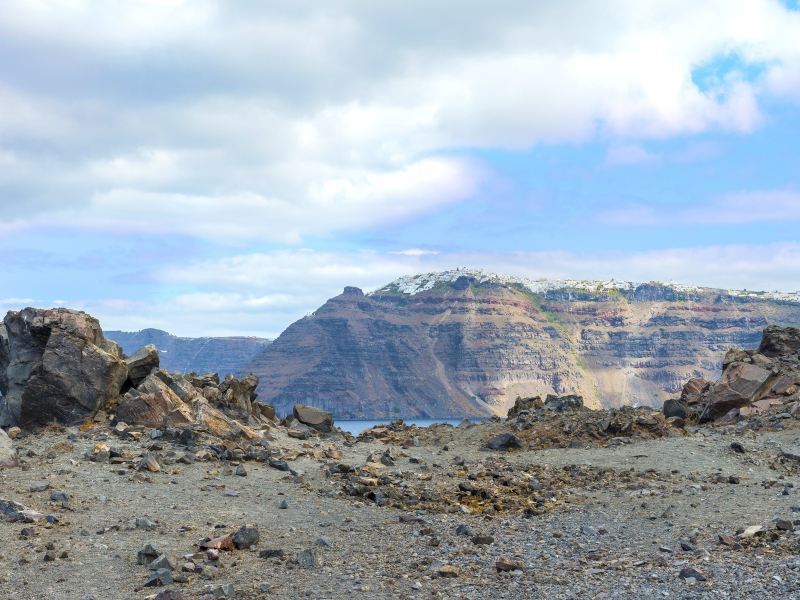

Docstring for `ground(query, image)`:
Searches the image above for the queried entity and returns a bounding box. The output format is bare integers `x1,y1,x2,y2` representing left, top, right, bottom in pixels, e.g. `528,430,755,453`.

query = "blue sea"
336,417,484,436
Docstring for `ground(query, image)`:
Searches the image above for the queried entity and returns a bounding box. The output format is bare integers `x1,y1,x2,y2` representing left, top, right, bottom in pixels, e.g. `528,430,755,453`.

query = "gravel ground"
2,418,800,600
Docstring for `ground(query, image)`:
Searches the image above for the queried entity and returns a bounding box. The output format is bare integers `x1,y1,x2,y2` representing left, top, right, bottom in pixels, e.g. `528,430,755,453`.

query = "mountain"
246,270,800,418
105,328,270,378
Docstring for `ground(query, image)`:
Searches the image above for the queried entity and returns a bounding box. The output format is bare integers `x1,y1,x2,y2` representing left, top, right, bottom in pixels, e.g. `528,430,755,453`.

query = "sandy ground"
2,418,800,600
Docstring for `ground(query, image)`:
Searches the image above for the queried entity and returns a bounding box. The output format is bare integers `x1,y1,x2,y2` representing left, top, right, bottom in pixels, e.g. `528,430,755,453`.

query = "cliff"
105,328,270,378
246,270,800,418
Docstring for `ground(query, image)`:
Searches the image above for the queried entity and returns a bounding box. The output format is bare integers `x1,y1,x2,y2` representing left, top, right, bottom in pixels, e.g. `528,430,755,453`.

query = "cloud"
1,1,800,242
0,157,482,242
599,189,800,225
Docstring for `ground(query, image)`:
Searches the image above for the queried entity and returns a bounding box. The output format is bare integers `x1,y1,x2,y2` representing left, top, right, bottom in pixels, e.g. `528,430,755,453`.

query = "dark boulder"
662,399,687,419
293,404,333,433
544,394,584,412
484,432,523,451
758,325,800,358
0,308,128,428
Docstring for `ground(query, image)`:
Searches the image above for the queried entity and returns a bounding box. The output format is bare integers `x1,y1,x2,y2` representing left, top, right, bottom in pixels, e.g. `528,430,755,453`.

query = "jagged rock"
680,377,709,405
700,362,774,422
544,394,584,412
0,308,128,428
758,325,800,358
662,399,687,419
125,344,160,387
293,404,333,433
0,428,15,467
507,396,543,418
115,370,261,440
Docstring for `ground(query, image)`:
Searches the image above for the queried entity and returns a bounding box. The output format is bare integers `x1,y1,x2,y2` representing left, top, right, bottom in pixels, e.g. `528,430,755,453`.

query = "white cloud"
600,189,800,225
1,1,800,242
1,157,481,242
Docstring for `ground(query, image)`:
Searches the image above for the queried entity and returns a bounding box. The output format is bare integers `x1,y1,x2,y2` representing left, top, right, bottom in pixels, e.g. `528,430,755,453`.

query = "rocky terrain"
2,309,800,599
106,330,270,380
248,270,800,418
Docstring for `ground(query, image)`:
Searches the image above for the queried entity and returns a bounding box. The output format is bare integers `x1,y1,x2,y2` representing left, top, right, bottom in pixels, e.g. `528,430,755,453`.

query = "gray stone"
232,526,259,549
125,344,159,387
297,548,318,568
484,432,523,451
292,404,334,433
144,568,173,587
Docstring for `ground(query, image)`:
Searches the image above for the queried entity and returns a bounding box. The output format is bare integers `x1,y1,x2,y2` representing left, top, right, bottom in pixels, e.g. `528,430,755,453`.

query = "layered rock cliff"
105,329,270,378
247,270,800,418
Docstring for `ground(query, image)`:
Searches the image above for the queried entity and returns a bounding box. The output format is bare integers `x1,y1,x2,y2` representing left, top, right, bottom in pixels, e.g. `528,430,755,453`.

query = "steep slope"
247,270,800,418
106,328,270,378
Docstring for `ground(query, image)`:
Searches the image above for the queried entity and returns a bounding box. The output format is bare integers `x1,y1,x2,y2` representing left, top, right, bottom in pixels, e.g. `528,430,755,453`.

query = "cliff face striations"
247,271,800,418
105,329,270,378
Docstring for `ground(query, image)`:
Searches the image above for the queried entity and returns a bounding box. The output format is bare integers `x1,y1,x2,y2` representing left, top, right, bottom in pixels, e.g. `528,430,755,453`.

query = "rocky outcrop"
0,308,274,440
115,369,272,439
105,328,270,378
758,325,800,358
248,270,800,418
670,326,800,422
0,308,128,428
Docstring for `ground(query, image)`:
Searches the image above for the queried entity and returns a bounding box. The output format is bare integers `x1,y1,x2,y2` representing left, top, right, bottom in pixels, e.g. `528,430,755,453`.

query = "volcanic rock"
125,344,159,387
758,325,800,358
0,308,128,428
293,404,333,433
506,396,544,418
700,362,774,422
484,432,523,451
662,399,687,419
680,378,709,405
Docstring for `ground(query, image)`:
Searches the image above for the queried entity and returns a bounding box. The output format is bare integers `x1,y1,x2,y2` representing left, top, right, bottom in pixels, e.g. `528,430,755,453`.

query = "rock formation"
248,270,800,418
669,325,800,422
0,307,273,439
105,328,270,378
0,308,128,428
0,428,14,467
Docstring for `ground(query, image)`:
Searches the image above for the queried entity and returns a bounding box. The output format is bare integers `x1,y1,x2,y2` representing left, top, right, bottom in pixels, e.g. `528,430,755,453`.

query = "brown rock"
125,344,160,387
700,363,774,422
680,378,710,405
495,556,525,572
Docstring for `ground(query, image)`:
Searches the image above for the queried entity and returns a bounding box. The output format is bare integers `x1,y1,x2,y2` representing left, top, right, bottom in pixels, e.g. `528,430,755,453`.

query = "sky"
2,0,800,337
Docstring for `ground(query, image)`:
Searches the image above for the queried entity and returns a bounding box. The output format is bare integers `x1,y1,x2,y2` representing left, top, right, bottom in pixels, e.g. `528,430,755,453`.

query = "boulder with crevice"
0,308,128,428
